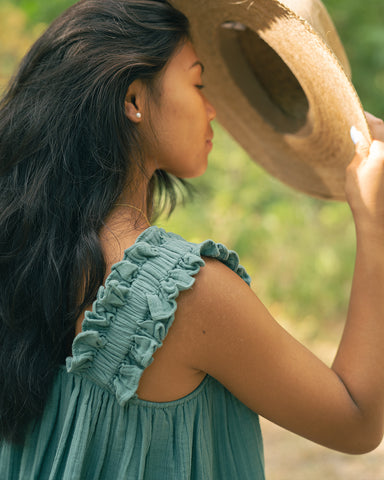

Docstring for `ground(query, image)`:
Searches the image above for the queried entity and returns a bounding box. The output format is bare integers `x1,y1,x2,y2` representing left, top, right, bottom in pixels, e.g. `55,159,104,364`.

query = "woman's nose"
206,98,217,122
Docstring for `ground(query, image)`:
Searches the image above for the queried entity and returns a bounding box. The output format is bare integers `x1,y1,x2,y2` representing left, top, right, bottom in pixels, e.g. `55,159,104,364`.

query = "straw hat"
170,0,371,200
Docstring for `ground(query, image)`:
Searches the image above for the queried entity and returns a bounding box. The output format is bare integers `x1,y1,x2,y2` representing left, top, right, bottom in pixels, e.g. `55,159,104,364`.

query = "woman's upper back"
0,226,264,480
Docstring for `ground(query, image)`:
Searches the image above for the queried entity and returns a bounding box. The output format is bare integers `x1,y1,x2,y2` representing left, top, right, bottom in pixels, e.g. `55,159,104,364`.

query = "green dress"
0,226,265,479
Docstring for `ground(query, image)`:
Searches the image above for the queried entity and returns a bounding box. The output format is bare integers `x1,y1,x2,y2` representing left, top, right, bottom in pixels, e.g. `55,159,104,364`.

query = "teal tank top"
0,226,265,479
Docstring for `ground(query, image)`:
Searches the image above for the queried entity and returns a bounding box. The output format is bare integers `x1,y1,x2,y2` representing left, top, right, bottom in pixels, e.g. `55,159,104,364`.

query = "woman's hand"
345,113,384,238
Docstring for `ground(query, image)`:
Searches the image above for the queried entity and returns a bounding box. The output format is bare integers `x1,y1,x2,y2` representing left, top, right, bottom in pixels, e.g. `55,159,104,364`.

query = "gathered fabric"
0,226,264,479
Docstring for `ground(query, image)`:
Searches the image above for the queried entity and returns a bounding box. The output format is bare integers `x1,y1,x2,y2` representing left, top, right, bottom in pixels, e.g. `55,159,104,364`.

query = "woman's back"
0,226,265,479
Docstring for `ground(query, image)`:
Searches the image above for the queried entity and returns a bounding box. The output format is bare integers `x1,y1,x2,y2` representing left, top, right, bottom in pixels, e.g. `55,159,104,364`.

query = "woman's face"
144,41,217,178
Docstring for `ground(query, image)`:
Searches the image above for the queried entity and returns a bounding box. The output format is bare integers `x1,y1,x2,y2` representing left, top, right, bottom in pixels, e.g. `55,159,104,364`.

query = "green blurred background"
1,0,383,342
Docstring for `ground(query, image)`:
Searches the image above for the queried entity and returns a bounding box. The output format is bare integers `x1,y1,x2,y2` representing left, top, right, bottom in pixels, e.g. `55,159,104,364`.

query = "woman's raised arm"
173,118,384,455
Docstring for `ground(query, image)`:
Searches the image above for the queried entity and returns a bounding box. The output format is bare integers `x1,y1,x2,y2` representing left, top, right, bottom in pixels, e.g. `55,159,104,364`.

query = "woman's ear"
124,80,144,122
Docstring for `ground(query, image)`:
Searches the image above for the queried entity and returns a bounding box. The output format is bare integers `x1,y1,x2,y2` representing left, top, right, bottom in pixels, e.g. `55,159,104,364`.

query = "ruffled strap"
66,226,251,406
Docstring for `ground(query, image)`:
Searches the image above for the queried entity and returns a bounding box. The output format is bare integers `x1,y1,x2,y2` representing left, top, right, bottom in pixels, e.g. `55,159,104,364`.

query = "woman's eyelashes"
196,84,205,90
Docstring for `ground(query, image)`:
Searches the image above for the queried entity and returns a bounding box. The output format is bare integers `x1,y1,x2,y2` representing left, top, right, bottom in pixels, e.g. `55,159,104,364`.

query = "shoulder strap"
67,226,251,405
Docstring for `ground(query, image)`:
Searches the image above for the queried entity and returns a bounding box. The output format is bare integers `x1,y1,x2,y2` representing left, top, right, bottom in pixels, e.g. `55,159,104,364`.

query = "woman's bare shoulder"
173,256,373,453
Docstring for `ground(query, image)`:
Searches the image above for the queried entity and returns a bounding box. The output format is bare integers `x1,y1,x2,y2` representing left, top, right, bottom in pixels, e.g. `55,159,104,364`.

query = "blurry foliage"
5,0,74,25
324,0,384,117
0,2,45,88
0,0,382,339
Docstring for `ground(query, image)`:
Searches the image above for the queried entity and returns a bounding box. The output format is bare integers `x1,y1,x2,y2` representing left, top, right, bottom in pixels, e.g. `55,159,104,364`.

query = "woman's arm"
332,118,384,448
173,117,384,454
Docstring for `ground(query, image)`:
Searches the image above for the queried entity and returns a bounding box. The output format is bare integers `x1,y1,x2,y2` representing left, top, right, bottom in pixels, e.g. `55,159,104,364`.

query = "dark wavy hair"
0,0,192,443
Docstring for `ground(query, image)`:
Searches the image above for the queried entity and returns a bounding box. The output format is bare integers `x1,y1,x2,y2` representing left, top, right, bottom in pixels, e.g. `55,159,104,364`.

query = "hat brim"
171,0,371,200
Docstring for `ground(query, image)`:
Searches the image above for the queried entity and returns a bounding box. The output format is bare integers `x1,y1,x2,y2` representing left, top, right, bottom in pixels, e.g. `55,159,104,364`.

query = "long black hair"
0,0,191,443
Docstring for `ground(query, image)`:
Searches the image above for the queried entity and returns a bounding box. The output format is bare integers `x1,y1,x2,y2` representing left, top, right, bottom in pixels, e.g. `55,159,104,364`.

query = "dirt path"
261,418,384,479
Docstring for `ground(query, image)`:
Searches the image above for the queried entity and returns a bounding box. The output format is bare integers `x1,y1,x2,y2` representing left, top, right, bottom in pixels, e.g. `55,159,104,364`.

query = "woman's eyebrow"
190,60,205,73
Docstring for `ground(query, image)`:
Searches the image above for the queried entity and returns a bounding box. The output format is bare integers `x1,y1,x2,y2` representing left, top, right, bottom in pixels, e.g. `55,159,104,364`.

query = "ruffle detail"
66,226,251,406
66,331,107,372
113,364,143,406
199,239,251,285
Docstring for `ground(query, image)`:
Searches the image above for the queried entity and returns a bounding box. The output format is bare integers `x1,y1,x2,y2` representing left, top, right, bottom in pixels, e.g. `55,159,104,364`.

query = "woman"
1,0,384,478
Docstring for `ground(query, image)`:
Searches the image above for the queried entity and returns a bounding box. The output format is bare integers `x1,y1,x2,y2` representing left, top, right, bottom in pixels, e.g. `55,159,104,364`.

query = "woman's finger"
350,126,371,162
365,111,384,141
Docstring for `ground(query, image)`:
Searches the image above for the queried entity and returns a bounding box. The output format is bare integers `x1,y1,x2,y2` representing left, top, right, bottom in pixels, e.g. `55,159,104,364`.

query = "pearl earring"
136,112,142,119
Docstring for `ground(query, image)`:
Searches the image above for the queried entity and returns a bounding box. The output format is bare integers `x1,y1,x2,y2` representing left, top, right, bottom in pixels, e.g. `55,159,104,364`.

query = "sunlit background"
1,0,384,477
